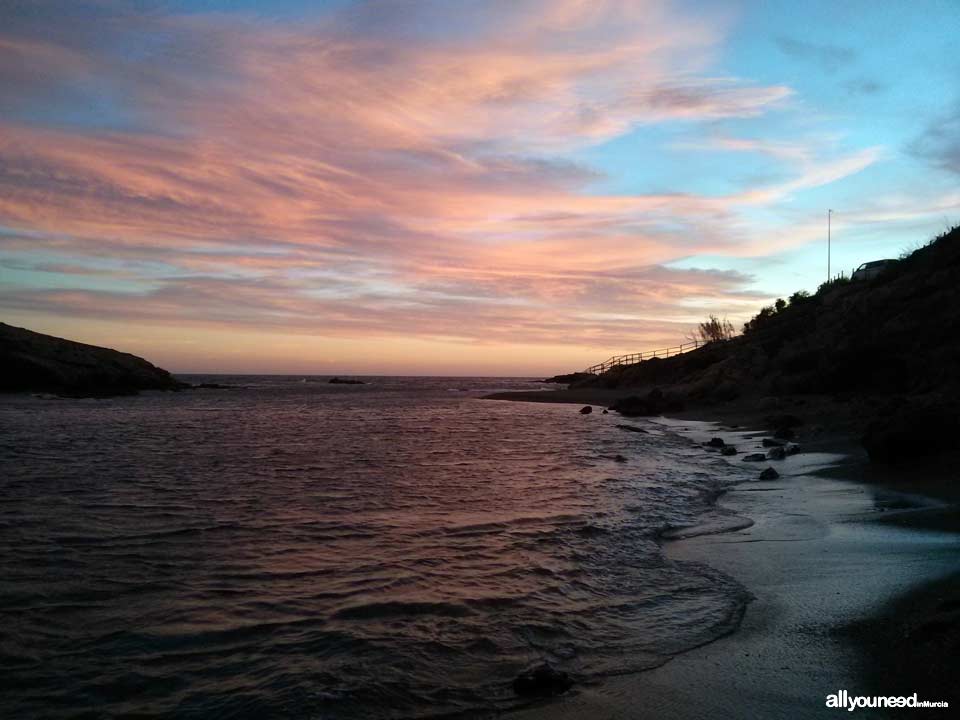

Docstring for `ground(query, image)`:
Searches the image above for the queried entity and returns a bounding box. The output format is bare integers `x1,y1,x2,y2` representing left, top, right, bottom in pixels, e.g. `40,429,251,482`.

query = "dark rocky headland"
0,322,185,397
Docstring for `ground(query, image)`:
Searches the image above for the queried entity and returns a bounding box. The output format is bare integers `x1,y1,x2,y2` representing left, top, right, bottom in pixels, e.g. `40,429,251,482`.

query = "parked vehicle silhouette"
852,259,896,281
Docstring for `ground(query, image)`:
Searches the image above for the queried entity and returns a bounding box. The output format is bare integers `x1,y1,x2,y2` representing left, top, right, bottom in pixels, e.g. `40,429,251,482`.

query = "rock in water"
762,438,785,447
706,437,726,448
614,454,628,463
0,322,184,397
329,377,365,385
767,446,787,460
579,406,593,414
602,409,609,414
616,424,648,433
742,453,767,462
760,467,780,480
786,443,801,455
721,446,738,456
512,664,573,697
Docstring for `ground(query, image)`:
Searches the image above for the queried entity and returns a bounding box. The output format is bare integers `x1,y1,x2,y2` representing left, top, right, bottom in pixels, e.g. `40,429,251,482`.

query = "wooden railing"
583,339,703,375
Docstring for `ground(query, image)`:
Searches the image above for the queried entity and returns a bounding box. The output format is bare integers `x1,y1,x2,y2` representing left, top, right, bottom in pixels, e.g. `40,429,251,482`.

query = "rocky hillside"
575,225,960,463
0,323,185,397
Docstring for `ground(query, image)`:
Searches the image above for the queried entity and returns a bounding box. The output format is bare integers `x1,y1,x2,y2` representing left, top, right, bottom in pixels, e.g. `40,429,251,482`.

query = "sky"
1,0,958,375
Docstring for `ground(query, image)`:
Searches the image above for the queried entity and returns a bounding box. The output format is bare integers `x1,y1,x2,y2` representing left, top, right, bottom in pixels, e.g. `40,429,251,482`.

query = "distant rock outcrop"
541,372,594,385
329,377,366,385
0,322,184,397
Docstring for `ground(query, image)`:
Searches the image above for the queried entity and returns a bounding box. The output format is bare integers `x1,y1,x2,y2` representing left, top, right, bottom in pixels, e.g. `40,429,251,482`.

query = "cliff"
0,322,185,397
582,226,960,399
572,225,960,463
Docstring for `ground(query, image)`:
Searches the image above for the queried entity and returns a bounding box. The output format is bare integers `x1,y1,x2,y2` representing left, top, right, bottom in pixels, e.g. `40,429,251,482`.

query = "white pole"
827,209,832,281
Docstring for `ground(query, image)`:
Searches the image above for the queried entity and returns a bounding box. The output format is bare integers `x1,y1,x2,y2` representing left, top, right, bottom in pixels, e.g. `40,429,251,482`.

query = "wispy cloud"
775,36,857,74
0,0,908,369
910,106,960,178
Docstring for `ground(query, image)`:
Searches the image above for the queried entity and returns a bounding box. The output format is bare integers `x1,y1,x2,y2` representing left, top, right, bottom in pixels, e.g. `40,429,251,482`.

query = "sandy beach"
491,402,960,719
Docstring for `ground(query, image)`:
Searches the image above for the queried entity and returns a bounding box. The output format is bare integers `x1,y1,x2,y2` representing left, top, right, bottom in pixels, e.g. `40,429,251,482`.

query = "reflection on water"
0,376,749,718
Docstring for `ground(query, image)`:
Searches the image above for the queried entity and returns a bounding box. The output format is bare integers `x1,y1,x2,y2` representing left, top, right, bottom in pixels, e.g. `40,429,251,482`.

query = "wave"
332,600,475,621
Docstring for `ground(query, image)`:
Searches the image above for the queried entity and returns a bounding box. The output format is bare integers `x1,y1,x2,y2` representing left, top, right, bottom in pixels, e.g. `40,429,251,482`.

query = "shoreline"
494,400,959,719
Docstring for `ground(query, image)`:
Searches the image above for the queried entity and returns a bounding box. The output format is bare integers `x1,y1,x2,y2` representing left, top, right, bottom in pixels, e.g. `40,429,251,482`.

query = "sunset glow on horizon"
1,0,958,375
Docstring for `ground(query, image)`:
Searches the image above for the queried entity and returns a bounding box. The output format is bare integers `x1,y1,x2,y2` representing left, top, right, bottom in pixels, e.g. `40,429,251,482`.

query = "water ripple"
0,376,750,719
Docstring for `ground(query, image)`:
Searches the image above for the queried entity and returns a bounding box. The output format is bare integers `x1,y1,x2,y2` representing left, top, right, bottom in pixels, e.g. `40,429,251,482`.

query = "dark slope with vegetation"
0,322,185,397
572,226,960,463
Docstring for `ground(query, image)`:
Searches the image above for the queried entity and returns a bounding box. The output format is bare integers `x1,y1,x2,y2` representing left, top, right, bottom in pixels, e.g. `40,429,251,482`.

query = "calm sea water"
0,376,750,719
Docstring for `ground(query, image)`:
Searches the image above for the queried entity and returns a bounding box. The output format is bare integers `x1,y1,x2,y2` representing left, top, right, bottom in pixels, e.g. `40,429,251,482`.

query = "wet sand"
503,414,960,719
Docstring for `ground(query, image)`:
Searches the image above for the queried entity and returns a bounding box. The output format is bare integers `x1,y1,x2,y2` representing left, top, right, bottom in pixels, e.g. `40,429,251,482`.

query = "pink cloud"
0,0,849,363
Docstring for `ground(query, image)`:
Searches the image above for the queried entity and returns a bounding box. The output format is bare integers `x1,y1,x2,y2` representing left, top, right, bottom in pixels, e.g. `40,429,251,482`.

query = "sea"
0,376,752,719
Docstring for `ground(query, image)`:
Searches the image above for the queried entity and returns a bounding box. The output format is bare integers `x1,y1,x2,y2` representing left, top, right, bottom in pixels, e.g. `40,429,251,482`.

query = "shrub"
693,314,737,344
816,274,850,294
743,305,776,334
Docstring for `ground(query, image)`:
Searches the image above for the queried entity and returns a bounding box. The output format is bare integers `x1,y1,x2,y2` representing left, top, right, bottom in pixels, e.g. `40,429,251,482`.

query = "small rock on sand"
579,406,593,414
760,467,780,480
767,446,787,460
